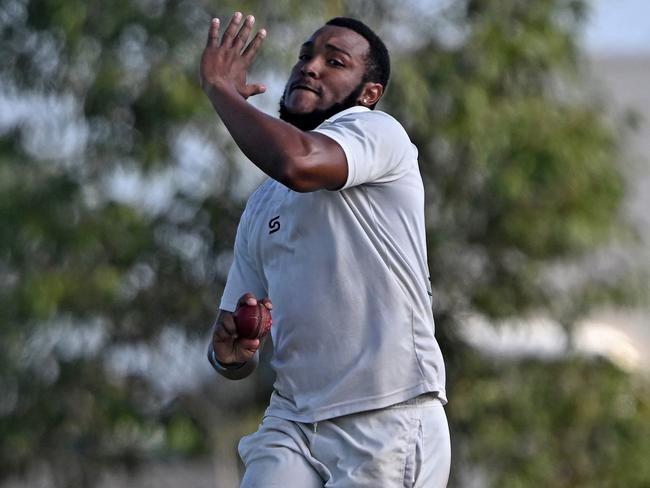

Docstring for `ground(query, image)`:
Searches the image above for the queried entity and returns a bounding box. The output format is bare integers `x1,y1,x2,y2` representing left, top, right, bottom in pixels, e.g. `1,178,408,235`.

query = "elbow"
275,157,320,193
271,134,346,192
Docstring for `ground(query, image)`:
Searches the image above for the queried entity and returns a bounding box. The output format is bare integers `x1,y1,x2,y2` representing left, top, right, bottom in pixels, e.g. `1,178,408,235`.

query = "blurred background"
1,0,649,486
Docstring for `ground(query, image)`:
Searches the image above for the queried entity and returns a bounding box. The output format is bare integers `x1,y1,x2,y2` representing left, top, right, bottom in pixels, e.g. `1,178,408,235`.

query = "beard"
279,82,365,131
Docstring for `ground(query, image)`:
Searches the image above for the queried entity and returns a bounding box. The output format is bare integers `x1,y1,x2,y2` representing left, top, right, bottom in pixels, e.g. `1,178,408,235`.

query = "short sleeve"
313,110,414,190
219,206,266,312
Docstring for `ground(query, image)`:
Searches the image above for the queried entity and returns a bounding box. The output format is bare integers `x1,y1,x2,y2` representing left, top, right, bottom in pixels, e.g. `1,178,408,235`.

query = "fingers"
212,310,260,364
242,28,266,61
206,18,220,48
236,292,258,308
220,11,243,48
232,15,255,51
235,292,272,308
219,311,238,335
259,297,273,311
201,13,266,101
213,333,259,364
213,12,266,53
242,83,267,99
239,338,260,354
229,338,259,363
214,322,234,343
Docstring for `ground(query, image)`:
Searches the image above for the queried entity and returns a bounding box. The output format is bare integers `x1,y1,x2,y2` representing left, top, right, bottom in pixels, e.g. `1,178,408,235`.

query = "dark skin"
200,12,383,193
202,12,384,365
211,293,272,365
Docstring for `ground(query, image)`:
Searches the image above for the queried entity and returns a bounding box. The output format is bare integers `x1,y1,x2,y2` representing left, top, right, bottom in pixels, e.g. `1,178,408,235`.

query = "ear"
358,82,384,107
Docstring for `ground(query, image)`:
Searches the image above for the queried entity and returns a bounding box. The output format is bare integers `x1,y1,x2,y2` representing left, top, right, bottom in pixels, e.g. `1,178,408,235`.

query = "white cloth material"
220,106,446,422
238,393,451,488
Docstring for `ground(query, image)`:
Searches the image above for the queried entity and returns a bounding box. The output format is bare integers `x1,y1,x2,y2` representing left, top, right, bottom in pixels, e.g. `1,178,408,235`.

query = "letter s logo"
268,216,281,235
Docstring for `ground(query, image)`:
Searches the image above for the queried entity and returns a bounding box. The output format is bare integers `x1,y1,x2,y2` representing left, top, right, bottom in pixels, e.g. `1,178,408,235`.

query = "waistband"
388,391,441,408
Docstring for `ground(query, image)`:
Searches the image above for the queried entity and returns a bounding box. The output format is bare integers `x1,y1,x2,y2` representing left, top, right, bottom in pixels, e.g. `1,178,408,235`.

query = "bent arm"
200,14,347,191
205,83,347,192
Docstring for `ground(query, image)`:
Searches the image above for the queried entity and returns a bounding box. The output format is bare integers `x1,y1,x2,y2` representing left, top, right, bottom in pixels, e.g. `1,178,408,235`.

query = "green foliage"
1,0,244,484
451,355,650,487
0,0,647,486
378,2,647,484
384,0,633,324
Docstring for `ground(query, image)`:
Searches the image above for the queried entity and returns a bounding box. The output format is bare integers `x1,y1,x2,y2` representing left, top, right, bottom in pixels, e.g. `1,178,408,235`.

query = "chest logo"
268,216,281,235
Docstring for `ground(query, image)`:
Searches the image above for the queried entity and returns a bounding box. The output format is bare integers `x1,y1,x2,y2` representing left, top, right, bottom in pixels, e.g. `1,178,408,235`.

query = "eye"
328,59,344,67
298,53,311,61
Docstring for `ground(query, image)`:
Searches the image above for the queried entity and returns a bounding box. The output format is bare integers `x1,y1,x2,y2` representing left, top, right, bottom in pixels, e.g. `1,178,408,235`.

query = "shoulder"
315,107,412,149
350,108,404,127
321,107,407,132
361,110,410,142
314,108,418,189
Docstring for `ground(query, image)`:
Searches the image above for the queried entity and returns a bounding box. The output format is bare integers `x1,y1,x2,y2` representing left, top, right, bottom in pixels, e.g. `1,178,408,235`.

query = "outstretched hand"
200,12,267,100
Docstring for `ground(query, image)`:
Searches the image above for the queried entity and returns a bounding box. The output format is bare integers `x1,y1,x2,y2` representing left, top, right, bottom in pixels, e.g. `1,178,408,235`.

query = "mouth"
291,83,320,96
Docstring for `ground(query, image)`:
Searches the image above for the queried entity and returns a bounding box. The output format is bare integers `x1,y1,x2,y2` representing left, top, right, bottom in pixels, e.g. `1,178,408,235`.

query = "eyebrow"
300,41,352,59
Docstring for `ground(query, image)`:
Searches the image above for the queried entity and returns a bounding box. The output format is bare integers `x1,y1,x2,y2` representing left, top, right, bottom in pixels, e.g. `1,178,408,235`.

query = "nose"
300,57,320,79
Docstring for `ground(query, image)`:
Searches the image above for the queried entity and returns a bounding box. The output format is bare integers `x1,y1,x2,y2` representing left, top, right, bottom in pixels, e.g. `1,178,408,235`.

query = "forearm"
205,83,343,191
199,13,347,191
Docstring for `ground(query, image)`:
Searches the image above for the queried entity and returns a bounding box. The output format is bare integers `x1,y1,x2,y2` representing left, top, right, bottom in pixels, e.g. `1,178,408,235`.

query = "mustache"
290,81,321,95
278,80,365,131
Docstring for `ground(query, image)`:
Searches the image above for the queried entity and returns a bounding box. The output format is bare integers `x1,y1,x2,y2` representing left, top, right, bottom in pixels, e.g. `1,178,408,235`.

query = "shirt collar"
319,105,371,125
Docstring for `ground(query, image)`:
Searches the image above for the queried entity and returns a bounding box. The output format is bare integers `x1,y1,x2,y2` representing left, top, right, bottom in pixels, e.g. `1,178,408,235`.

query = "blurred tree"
378,0,648,485
0,0,648,487
0,0,260,485
451,355,650,487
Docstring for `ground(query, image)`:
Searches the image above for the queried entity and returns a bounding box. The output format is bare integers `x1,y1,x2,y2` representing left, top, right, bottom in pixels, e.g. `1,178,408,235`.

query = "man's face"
279,25,370,130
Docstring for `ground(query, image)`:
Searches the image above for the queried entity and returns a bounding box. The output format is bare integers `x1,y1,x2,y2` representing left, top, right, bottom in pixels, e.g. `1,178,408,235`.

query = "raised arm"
199,13,348,192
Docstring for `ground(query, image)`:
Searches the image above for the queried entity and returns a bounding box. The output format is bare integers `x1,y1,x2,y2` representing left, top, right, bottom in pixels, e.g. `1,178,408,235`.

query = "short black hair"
325,17,390,91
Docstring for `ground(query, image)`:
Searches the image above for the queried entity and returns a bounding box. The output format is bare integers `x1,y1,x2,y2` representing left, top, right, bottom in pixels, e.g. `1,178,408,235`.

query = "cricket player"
202,12,450,487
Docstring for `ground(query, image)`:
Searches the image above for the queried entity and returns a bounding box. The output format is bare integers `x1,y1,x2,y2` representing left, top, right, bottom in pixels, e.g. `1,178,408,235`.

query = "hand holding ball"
234,302,272,339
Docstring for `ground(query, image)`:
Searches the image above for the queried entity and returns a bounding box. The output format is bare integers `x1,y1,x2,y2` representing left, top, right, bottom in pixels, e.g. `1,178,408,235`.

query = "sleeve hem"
312,128,356,190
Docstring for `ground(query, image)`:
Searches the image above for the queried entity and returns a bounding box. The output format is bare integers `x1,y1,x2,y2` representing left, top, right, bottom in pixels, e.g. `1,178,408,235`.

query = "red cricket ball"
233,303,272,340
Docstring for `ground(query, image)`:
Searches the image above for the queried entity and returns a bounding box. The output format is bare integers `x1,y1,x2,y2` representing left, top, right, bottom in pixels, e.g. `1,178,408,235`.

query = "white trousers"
238,393,451,487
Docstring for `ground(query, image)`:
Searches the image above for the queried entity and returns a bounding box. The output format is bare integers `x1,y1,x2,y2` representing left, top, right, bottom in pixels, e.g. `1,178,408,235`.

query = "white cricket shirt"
219,106,446,422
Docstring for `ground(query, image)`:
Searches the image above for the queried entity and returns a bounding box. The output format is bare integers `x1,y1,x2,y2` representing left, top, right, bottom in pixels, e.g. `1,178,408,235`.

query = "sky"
414,0,650,54
583,0,650,54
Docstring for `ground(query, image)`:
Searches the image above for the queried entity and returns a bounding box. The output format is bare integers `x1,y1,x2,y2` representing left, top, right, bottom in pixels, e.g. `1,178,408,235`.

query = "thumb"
242,83,266,99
